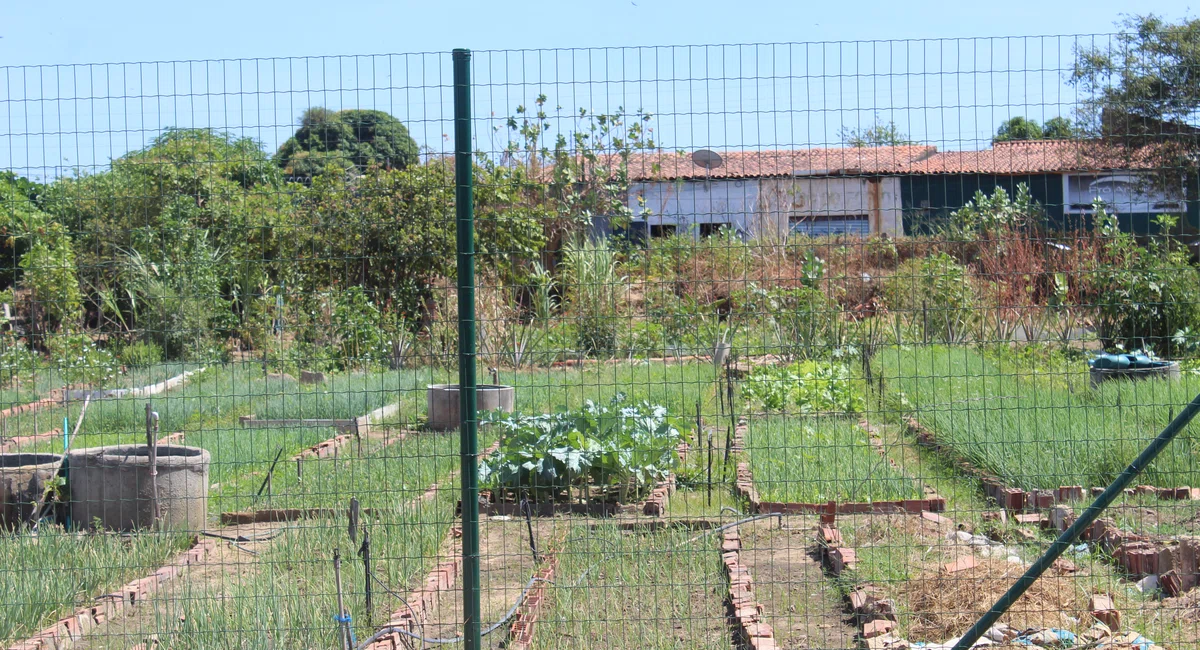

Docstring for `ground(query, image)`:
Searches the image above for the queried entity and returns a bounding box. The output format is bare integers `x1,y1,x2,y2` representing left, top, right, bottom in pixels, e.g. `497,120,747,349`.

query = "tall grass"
1,526,192,644
532,523,732,650
252,431,462,510
506,361,716,418
877,346,1200,489
135,488,458,649
747,416,924,503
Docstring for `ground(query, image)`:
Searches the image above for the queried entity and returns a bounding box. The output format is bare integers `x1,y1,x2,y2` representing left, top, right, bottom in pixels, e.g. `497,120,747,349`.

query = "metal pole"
453,47,482,650
144,403,160,526
952,391,1200,650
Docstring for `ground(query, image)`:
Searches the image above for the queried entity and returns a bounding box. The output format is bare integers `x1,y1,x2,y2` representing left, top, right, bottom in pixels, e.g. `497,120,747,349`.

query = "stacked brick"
721,528,776,650
507,551,561,650
366,529,463,650
7,538,217,650
294,433,354,460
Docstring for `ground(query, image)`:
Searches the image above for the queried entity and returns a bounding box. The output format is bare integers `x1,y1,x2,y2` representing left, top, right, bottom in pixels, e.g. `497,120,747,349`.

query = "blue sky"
1,0,1195,179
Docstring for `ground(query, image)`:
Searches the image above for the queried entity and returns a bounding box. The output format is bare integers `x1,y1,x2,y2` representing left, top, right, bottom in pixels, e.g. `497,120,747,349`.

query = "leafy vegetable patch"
479,393,687,503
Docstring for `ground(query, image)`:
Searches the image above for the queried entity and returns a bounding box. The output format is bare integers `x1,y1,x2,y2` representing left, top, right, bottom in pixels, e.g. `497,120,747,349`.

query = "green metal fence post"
452,47,481,650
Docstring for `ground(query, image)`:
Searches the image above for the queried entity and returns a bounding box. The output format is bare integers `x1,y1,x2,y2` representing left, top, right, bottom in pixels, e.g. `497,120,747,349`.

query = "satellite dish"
692,149,724,170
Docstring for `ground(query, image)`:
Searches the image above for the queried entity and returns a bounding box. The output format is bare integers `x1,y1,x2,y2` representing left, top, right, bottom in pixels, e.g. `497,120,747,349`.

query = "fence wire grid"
3,31,1200,650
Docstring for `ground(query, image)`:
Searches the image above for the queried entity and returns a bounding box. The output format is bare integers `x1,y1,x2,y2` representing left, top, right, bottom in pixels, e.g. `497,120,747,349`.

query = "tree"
275,108,419,179
44,129,288,355
838,116,914,147
994,116,1044,142
994,116,1077,142
496,95,657,268
0,174,82,338
1042,116,1076,139
1072,14,1200,143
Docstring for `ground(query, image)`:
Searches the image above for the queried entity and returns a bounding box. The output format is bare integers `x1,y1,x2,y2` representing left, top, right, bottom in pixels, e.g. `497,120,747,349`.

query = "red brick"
744,623,774,638
943,556,980,574
1090,594,1120,630
1035,491,1054,509
1058,486,1084,502
863,619,896,638
921,511,953,525
1003,489,1027,510
1015,513,1042,524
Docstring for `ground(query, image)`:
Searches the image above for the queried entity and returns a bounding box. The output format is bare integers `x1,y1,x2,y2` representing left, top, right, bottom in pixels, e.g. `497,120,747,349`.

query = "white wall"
630,179,761,237
630,175,903,238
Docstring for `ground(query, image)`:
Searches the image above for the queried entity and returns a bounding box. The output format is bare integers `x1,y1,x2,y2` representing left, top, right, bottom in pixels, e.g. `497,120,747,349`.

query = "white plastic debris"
1135,575,1159,593
1007,555,1023,564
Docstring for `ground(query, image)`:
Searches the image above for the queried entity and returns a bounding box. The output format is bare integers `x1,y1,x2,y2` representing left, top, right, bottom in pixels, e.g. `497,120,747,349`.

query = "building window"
649,224,677,238
698,223,724,238
789,215,870,236
1063,173,1183,214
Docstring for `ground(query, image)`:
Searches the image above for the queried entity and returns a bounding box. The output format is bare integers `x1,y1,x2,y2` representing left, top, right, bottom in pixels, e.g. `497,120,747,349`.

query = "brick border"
721,527,777,650
507,542,564,650
6,537,217,650
0,428,62,454
365,526,464,650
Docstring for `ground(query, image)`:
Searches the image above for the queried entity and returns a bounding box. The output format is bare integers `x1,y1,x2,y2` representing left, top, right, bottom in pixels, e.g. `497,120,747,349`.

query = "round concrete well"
0,453,62,529
427,384,515,431
67,444,209,531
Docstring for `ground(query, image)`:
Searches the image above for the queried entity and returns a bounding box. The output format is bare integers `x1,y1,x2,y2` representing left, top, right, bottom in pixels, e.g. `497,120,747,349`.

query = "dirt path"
740,522,857,650
419,516,566,649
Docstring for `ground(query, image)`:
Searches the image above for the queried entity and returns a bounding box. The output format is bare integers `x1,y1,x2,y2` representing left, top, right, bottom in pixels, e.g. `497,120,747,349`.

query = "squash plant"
478,393,686,503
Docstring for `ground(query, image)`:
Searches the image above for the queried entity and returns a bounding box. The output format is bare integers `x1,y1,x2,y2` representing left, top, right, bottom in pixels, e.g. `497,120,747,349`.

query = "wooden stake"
349,498,360,543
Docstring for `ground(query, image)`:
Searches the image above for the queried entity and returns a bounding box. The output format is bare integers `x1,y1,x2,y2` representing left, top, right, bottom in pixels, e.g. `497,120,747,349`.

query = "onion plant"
747,416,924,503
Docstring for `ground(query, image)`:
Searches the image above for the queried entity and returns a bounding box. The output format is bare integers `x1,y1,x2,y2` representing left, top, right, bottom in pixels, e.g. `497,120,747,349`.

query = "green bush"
118,341,163,368
47,334,116,386
882,252,977,343
1091,212,1200,355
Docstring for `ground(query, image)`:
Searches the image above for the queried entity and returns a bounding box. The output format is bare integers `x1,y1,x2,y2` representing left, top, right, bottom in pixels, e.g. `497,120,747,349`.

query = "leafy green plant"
46,333,116,386
118,341,164,368
1090,209,1200,355
882,252,977,343
742,361,864,414
479,393,686,502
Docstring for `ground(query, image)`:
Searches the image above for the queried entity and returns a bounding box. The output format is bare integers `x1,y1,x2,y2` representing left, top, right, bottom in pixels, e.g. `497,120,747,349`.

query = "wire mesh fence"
3,29,1200,650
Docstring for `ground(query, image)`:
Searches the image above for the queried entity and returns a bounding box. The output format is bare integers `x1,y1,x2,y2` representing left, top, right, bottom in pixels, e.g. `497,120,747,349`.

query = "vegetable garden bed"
878,346,1200,491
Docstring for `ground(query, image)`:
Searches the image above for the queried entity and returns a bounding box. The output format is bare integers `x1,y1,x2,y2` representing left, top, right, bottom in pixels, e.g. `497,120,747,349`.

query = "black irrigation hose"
200,527,292,543
356,569,550,649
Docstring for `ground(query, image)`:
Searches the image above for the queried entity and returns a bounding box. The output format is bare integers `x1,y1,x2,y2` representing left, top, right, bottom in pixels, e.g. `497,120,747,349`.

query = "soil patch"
741,525,857,649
